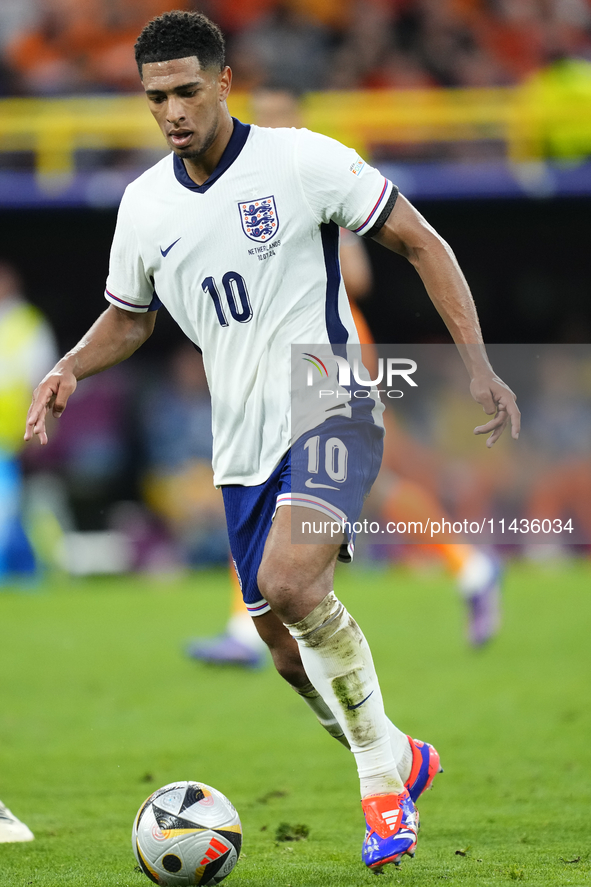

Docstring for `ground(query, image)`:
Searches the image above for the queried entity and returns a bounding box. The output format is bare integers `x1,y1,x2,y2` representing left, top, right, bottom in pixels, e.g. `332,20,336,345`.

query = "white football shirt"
105,121,397,486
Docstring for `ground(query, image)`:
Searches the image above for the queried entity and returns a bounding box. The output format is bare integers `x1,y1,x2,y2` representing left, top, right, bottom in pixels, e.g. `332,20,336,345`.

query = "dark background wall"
364,198,591,345
2,197,590,354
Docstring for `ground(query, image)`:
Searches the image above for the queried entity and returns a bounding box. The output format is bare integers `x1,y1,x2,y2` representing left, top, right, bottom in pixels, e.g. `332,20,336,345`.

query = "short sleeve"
104,192,158,313
295,129,398,237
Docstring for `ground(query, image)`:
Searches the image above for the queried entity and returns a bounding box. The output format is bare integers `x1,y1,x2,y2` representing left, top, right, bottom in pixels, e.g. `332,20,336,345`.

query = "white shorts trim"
275,492,354,563
245,599,271,617
274,492,347,523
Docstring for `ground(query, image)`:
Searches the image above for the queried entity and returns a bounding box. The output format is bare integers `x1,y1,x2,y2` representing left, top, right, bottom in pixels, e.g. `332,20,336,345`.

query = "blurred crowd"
1,0,591,96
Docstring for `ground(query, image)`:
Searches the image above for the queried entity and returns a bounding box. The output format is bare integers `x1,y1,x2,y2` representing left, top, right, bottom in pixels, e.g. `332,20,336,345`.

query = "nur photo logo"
302,351,418,399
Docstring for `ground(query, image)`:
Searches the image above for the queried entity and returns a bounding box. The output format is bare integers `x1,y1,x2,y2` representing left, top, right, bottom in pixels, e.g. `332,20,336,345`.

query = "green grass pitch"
0,558,589,886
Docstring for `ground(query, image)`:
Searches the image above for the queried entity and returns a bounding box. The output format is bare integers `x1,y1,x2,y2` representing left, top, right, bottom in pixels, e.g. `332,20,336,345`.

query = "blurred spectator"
250,85,303,126
0,0,37,93
521,55,591,160
0,260,58,583
327,1,395,89
229,1,332,91
525,349,591,544
206,0,278,35
26,365,135,531
140,344,229,567
402,346,518,523
0,0,38,53
472,0,551,82
393,1,477,87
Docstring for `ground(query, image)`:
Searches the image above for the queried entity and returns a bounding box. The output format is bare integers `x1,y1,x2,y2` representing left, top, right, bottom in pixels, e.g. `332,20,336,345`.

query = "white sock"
286,591,404,797
389,721,412,782
294,689,414,781
457,550,495,599
227,612,266,650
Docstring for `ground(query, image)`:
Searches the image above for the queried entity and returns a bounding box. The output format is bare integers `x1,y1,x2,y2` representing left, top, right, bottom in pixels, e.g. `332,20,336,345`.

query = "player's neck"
182,111,234,187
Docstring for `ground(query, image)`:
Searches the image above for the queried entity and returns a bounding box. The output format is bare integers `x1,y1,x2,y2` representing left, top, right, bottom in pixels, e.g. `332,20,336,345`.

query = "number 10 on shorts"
304,435,348,483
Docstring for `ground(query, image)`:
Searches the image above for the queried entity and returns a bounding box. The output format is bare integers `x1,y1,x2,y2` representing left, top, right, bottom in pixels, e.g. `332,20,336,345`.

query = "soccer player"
188,225,502,669
24,10,520,871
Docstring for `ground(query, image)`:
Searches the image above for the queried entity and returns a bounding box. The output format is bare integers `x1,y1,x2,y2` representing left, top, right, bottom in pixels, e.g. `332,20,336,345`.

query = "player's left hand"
470,374,520,447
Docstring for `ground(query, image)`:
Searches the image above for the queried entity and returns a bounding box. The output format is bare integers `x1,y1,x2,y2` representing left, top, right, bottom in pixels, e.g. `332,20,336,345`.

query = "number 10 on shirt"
202,272,253,326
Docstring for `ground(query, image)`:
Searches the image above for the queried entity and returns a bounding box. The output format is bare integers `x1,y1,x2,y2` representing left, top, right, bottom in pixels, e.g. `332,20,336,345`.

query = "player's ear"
219,66,232,101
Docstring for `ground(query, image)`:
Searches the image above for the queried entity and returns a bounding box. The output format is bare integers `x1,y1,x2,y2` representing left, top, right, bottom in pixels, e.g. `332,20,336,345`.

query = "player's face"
142,57,232,161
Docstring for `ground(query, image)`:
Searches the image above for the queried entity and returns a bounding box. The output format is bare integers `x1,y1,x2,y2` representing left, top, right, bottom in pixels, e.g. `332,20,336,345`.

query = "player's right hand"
24,365,77,446
470,372,520,447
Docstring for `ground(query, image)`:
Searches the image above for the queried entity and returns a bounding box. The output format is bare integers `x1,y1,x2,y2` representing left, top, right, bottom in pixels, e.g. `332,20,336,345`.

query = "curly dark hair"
134,10,225,76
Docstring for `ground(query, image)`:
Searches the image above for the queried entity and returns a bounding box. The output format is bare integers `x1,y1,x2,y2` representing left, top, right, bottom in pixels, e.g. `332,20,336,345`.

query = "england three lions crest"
239,196,279,243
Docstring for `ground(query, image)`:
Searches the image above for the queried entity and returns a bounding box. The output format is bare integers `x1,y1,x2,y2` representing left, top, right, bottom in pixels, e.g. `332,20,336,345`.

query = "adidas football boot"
405,736,443,803
361,788,418,871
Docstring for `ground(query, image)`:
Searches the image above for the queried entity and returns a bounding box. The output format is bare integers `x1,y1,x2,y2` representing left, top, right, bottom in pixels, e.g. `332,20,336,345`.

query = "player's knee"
256,562,299,612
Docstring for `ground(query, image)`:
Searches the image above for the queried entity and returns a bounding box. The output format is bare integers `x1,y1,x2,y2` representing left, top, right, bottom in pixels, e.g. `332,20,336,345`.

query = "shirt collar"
173,118,251,194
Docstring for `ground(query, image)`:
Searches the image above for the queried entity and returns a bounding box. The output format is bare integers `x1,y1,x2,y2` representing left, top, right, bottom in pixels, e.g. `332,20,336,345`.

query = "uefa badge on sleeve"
238,196,279,243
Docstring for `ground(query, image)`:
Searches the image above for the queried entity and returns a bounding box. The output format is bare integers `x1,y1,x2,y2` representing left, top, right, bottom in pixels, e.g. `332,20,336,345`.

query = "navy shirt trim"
173,118,251,194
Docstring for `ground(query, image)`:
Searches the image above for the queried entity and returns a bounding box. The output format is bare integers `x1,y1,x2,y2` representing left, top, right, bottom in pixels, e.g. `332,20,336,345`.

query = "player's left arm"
371,193,520,447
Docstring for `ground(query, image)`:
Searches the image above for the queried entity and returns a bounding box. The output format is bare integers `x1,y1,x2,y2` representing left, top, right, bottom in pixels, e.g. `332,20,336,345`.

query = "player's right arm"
295,129,520,447
24,304,156,445
371,194,520,446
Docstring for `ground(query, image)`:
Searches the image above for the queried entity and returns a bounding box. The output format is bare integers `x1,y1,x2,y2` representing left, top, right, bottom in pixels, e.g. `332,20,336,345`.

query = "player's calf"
251,610,308,687
256,506,341,624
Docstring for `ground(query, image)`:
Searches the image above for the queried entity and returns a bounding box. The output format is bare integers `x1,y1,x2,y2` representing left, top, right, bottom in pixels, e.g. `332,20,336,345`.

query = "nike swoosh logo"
305,478,339,491
160,238,181,257
347,691,374,711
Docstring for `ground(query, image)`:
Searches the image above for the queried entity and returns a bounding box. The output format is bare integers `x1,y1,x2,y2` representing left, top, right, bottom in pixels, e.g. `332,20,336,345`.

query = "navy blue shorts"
221,416,383,616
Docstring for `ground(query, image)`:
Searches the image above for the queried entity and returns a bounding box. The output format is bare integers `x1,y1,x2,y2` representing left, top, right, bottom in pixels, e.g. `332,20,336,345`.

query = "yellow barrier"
1,80,591,180
0,95,165,178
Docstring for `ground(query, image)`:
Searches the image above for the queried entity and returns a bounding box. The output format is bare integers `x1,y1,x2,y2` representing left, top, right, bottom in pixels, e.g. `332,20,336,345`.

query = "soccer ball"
132,781,242,886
